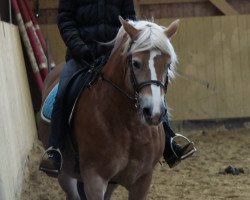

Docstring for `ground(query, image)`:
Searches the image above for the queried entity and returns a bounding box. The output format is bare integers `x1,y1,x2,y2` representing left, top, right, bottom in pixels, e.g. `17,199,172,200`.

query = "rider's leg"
162,113,196,168
39,59,82,175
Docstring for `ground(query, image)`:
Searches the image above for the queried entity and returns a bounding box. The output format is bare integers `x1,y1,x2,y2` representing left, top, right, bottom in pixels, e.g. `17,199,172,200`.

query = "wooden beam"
39,0,58,9
209,0,238,15
139,0,207,5
29,0,58,10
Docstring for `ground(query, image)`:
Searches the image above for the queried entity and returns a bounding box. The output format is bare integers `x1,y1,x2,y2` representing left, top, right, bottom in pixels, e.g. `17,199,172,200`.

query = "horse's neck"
95,81,151,136
100,51,139,122
103,50,125,83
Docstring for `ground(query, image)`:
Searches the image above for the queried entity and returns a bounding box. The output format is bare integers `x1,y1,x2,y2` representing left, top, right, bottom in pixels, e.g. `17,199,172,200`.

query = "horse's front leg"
58,172,81,200
104,183,119,200
128,172,153,200
81,169,108,200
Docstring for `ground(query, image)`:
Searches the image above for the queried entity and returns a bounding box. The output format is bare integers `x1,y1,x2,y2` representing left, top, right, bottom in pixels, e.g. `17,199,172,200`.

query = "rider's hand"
96,44,112,58
80,44,95,63
71,44,95,64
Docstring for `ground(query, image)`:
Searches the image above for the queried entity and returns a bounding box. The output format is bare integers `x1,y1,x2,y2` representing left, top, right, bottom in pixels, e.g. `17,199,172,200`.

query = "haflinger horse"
38,17,179,200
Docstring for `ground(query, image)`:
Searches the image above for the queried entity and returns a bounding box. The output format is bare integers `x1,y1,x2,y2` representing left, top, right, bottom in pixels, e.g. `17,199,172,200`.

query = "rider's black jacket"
57,0,136,62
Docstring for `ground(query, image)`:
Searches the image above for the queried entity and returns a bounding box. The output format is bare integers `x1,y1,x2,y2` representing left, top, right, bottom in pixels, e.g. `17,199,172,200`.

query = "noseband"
102,42,170,108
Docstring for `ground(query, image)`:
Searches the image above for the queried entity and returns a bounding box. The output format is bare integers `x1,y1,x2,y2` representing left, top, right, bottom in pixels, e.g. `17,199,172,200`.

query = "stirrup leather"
170,133,197,160
41,147,63,173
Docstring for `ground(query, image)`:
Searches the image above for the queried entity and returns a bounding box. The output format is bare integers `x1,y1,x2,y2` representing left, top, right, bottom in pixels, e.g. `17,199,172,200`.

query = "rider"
39,0,196,175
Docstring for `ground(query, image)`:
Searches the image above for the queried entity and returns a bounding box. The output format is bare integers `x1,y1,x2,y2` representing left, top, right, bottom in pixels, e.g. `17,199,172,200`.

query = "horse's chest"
116,135,162,186
117,159,152,186
129,130,163,162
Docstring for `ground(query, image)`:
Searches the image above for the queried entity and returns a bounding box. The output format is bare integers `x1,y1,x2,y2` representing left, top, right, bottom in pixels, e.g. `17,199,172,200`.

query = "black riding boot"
39,59,83,176
39,89,66,176
162,115,196,168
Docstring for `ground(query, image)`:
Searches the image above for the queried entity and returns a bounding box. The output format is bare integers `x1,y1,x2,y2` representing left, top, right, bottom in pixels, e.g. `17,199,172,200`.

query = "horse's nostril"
143,107,152,117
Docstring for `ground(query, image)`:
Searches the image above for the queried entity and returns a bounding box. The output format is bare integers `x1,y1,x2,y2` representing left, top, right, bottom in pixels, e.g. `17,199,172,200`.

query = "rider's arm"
57,0,93,61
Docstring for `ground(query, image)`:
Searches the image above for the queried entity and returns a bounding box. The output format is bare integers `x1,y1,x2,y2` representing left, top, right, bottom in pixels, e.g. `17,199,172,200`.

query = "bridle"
127,54,169,94
101,42,170,108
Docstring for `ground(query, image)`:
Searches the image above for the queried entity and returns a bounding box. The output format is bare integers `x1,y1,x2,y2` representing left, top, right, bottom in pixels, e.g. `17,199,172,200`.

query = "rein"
101,74,139,107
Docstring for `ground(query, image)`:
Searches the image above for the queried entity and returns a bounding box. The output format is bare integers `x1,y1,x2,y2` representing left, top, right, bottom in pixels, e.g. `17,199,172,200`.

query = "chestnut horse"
38,17,179,200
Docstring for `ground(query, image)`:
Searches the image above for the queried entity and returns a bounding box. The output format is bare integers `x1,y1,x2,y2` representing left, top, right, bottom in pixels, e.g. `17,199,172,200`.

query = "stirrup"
40,147,63,173
170,133,197,160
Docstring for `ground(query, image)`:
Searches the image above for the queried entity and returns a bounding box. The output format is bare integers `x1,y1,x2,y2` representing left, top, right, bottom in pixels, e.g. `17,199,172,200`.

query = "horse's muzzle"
142,104,166,125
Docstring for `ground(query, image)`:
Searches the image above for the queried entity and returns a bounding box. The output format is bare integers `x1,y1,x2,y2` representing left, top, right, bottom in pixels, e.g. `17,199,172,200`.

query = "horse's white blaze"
149,50,163,116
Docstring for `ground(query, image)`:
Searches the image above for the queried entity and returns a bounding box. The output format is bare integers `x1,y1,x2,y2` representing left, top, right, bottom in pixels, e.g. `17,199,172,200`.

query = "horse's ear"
119,16,139,40
165,19,180,39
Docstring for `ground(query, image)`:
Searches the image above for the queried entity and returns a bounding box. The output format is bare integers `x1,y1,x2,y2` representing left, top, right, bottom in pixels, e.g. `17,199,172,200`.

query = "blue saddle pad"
41,83,59,122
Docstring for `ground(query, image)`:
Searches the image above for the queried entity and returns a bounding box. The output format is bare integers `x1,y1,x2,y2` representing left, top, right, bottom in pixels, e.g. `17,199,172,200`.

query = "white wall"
0,21,37,200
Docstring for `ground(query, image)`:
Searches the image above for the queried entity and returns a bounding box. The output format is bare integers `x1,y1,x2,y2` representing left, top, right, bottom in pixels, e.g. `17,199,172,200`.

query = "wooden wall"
139,0,250,18
28,0,250,24
157,15,250,120
0,21,37,200
40,24,66,64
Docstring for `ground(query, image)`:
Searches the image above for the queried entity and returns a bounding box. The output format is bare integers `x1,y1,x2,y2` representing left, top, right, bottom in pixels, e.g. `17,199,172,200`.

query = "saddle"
41,56,107,125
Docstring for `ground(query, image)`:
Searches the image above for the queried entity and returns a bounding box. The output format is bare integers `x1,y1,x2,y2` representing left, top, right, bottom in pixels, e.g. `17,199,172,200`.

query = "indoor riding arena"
1,0,250,199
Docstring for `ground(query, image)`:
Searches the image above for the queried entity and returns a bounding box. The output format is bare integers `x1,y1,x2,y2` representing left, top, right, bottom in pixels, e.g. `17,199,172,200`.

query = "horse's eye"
132,60,141,69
